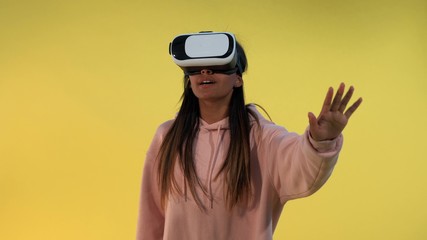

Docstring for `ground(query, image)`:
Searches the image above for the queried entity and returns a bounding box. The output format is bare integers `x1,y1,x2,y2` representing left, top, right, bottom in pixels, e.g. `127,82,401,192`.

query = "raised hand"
308,83,363,141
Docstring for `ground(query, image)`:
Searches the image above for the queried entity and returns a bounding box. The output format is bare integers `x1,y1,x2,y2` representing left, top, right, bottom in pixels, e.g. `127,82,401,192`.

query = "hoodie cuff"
306,128,342,153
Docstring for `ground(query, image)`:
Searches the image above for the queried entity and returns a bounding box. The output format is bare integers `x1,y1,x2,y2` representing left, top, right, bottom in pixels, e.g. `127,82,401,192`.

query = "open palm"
308,83,363,141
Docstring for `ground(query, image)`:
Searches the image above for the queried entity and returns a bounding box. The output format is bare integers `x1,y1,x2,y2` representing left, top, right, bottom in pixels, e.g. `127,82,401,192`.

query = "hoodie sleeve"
136,122,172,240
257,123,343,203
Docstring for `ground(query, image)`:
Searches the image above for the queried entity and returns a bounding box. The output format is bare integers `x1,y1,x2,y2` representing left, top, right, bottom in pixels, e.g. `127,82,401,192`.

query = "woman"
137,32,362,240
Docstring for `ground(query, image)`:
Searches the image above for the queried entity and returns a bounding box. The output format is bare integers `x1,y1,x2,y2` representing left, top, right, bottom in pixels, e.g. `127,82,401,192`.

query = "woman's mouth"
201,80,215,85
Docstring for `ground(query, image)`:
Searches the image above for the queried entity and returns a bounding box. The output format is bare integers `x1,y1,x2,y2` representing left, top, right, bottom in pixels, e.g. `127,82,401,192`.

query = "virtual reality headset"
169,31,240,75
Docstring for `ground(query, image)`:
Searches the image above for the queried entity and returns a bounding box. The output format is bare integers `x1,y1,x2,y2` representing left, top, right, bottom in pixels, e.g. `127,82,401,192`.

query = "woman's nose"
200,69,213,75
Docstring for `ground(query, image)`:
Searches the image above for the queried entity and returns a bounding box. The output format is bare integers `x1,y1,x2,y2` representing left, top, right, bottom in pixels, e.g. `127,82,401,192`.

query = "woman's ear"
234,75,243,87
185,77,191,88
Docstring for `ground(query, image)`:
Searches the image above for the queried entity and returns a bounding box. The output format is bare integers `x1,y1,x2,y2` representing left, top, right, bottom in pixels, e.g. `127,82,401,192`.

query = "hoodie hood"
191,105,268,209
198,104,269,131
199,117,229,131
195,117,229,209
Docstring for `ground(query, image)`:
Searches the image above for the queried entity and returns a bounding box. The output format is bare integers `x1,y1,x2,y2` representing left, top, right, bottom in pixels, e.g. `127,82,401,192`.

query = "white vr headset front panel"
185,34,229,58
170,32,238,71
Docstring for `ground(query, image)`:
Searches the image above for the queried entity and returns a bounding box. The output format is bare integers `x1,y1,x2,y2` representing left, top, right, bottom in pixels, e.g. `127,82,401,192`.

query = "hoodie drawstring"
184,177,188,202
207,124,223,209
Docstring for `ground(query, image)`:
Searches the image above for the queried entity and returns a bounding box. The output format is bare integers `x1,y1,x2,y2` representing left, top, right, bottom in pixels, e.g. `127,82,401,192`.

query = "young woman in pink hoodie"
137,32,362,240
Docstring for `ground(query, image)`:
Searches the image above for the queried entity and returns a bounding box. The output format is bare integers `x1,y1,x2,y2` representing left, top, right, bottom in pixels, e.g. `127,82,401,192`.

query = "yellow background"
1,0,426,239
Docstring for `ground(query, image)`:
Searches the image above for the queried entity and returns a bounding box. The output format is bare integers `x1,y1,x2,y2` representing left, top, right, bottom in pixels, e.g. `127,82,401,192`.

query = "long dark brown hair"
157,42,258,209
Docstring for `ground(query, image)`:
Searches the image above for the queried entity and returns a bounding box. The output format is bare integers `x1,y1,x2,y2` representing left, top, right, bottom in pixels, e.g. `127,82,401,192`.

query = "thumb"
308,112,321,141
308,112,318,128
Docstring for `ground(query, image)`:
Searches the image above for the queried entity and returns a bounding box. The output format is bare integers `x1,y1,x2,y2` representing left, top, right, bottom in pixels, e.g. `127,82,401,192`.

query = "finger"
344,97,363,119
330,83,345,111
338,86,355,113
320,87,334,116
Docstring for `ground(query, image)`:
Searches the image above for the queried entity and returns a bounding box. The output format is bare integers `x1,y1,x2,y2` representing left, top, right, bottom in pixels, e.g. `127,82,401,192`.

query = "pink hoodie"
137,106,342,240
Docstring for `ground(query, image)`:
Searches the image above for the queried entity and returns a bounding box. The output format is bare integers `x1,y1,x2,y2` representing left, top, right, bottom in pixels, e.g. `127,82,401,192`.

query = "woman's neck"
198,100,229,124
